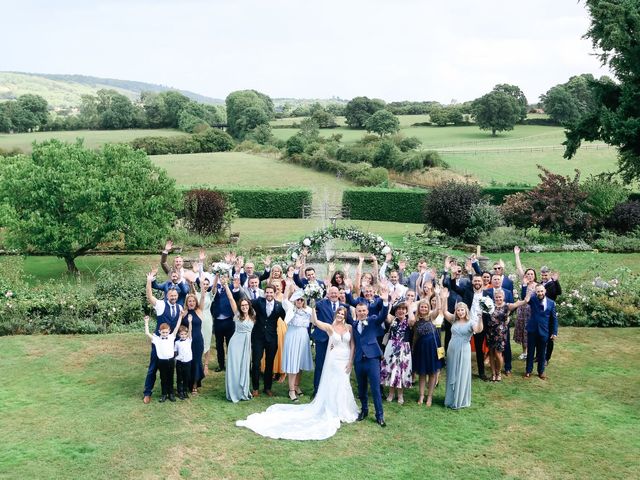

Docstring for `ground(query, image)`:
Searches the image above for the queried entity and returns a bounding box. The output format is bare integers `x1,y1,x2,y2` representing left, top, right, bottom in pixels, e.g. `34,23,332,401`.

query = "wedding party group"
141,240,560,440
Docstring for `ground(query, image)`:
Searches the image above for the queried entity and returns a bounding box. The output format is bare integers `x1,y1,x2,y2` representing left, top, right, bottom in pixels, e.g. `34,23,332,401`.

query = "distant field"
150,151,354,208
270,115,430,128
0,129,186,153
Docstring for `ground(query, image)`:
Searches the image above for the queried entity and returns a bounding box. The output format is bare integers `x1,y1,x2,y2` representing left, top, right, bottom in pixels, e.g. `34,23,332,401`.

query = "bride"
236,304,359,440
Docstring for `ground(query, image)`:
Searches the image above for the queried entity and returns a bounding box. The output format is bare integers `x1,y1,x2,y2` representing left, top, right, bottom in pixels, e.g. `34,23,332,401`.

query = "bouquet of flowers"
211,262,232,277
303,282,325,302
478,296,495,314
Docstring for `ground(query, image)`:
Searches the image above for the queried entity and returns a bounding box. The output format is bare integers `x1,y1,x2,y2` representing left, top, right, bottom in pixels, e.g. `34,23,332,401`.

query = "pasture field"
150,152,353,208
0,128,186,153
1,328,638,479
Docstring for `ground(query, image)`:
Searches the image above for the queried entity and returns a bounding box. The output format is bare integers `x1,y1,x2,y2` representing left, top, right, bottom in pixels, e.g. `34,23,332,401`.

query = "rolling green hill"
0,71,223,107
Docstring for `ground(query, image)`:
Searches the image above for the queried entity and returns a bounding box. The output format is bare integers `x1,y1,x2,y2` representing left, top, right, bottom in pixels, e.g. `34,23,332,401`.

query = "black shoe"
159,395,167,403
169,393,176,402
215,366,225,372
357,411,368,421
178,392,185,400
376,418,387,428
479,374,490,382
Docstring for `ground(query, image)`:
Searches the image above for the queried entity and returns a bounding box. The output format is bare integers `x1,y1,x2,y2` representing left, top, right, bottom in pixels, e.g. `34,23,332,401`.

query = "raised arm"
222,279,238,316
371,255,380,284
310,306,333,334
146,269,158,307
171,314,184,336
507,287,532,312
440,288,455,323
160,239,172,274
514,246,525,279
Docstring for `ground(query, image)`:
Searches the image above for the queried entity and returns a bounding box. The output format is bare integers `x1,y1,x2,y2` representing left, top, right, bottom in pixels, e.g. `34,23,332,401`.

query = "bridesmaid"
440,288,483,409
182,292,205,394
380,302,415,405
281,286,314,402
197,258,217,376
412,296,443,406
223,277,255,403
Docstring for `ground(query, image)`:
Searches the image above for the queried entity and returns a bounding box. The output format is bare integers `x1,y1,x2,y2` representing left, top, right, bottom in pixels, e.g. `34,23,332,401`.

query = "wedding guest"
144,314,183,403
380,302,415,405
143,269,182,404
281,288,313,401
486,288,530,382
174,320,193,400
514,246,536,360
541,266,562,365
152,268,190,307
293,264,326,291
354,255,379,295
251,285,286,397
261,281,287,383
211,273,241,372
182,292,205,394
525,284,558,380
223,278,255,403
243,275,265,301
327,262,346,288
160,239,196,283
379,252,408,298
398,258,429,291
485,273,514,375
481,271,492,290
266,263,287,293
440,290,483,409
412,296,443,406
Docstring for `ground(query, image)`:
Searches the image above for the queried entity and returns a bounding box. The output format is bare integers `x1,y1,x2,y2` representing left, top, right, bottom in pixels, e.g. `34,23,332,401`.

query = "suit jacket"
353,304,389,360
292,272,327,291
151,279,190,307
447,273,477,309
251,297,286,343
543,280,562,301
484,287,514,303
242,287,265,301
345,291,384,316
313,298,353,343
526,296,558,339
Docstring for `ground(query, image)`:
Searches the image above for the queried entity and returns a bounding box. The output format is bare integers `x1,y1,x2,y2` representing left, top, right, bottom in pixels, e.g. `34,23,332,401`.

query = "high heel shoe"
288,390,299,402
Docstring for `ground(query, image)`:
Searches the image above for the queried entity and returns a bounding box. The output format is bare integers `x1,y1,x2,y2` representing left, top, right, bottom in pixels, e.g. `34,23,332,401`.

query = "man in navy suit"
541,266,562,365
311,286,352,397
251,285,286,396
524,284,558,380
151,269,190,307
293,266,326,291
352,283,389,427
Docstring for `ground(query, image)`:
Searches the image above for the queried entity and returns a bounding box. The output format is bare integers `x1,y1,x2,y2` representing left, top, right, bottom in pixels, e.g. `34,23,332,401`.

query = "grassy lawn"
150,152,355,208
1,328,637,479
0,129,186,153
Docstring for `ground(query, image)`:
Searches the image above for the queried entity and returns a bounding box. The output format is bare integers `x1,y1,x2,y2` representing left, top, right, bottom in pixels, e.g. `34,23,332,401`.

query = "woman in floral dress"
380,302,415,404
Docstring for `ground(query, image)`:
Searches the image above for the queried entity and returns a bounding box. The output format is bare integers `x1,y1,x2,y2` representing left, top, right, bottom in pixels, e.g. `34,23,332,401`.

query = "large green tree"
225,90,274,140
471,91,520,136
344,96,386,128
96,89,137,129
0,94,50,132
564,0,640,181
364,109,400,136
0,140,180,273
541,74,599,125
493,84,528,122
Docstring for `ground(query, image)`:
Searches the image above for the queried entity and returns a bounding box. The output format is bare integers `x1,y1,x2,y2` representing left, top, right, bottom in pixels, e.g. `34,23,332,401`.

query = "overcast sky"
0,0,611,103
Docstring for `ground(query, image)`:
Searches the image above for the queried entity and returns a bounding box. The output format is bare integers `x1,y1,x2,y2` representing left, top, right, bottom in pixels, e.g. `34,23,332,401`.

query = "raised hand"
328,261,335,273
514,245,521,255
440,287,449,300
370,254,377,262
144,315,150,324
344,278,353,290
551,272,560,281
224,251,232,263
237,256,245,268
147,269,157,282
295,257,302,269
358,256,364,264
164,239,173,252
398,260,406,271
444,256,451,270
199,249,206,262
385,252,393,262
263,256,272,267
379,282,390,300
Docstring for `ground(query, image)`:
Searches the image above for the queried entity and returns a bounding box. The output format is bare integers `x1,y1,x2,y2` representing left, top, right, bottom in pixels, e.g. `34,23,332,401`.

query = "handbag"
432,325,445,359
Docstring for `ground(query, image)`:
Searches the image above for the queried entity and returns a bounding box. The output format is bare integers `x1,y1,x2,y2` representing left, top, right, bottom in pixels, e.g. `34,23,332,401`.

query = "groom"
352,283,389,427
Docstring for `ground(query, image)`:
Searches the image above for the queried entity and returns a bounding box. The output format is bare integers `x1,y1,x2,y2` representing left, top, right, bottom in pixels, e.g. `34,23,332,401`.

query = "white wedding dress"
236,331,359,440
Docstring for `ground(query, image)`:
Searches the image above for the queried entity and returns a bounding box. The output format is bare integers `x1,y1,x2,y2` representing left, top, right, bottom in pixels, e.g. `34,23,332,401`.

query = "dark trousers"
526,331,548,375
504,327,513,372
473,331,486,377
251,336,278,392
176,360,191,395
214,318,235,369
546,337,555,361
313,340,329,394
143,345,159,397
443,327,452,352
354,356,384,421
157,358,175,396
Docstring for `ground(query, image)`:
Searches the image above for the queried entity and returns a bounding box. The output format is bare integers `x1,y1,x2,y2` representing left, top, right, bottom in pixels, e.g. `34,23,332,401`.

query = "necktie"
332,302,337,312
252,290,257,299
357,321,363,334
171,305,176,318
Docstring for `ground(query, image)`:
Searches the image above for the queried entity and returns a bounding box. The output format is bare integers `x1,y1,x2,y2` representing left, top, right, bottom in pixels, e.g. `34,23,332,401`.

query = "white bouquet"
303,282,325,302
211,262,232,277
478,296,495,314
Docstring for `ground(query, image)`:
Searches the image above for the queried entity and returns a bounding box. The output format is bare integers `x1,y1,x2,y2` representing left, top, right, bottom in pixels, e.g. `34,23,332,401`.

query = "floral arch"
287,226,394,261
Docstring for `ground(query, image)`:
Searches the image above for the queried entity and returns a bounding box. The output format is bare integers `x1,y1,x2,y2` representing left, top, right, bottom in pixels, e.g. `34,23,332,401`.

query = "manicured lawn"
1,328,638,479
0,129,186,153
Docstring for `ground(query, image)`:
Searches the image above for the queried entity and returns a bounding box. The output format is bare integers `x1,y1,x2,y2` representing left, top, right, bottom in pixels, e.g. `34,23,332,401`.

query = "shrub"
372,140,402,169
219,188,311,218
397,154,423,172
193,128,235,152
183,189,227,235
342,188,427,222
395,135,422,152
591,230,640,252
500,191,533,228
335,144,375,164
582,173,629,221
424,181,482,236
482,186,531,205
605,200,640,233
286,135,306,156
130,129,234,155
476,226,531,252
463,201,504,242
413,150,448,169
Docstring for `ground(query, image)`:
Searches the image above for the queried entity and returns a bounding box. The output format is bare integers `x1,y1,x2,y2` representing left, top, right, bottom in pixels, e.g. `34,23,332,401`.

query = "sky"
0,0,612,104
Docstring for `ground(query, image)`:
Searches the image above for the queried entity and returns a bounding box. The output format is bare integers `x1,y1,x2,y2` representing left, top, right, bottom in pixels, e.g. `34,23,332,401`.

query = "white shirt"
152,334,176,360
266,300,274,317
154,301,182,318
175,338,193,362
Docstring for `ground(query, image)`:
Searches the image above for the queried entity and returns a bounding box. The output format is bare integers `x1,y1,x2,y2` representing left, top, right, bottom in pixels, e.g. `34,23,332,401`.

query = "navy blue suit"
311,298,353,394
526,296,558,375
151,279,190,307
352,304,389,421
143,300,182,397
543,279,562,361
293,271,327,291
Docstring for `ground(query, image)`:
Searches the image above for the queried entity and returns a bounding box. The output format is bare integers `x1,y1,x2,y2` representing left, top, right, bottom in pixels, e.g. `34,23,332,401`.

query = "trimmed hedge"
178,186,311,218
342,188,427,222
481,186,531,204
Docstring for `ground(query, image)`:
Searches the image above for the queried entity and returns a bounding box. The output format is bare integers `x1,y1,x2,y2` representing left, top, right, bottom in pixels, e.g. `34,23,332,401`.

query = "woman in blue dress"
412,295,444,407
223,278,255,403
440,288,484,409
182,292,205,394
281,287,313,402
